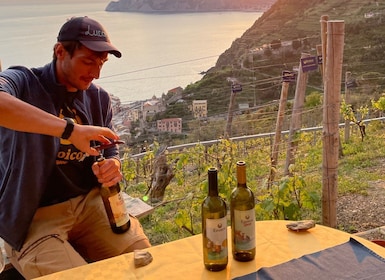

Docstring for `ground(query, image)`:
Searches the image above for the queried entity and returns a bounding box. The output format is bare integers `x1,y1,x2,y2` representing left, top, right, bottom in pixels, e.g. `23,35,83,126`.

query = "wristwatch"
62,117,75,139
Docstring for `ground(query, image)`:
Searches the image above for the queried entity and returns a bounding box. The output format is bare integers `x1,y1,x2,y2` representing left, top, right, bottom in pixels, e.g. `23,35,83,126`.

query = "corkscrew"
79,140,125,162
94,140,125,152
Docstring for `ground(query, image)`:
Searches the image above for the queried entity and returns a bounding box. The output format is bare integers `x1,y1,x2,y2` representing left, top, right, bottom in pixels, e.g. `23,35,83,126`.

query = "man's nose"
90,66,102,79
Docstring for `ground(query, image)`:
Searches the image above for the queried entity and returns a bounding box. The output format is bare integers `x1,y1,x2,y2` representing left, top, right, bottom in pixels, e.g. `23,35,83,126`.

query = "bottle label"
205,217,228,260
233,209,255,250
108,192,130,227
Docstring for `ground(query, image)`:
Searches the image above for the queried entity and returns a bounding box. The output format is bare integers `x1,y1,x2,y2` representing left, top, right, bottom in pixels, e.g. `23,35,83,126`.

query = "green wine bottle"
201,167,228,271
230,161,256,261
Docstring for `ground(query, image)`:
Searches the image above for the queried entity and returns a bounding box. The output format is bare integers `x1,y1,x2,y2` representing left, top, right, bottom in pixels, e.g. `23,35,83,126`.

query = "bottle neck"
236,162,247,186
208,168,219,196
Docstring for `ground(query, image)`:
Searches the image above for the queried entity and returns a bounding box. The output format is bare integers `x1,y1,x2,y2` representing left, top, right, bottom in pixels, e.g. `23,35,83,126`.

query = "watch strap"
61,118,75,140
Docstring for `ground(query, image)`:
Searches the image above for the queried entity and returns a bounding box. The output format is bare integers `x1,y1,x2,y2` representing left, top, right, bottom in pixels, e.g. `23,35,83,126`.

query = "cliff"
105,0,275,13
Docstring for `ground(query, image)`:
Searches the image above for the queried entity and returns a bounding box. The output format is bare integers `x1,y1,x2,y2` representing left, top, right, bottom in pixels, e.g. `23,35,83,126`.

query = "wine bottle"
98,156,131,234
230,161,256,261
201,167,228,271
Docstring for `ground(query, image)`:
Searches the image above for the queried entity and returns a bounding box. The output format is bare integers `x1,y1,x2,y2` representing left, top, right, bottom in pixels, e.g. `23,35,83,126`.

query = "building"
142,96,164,120
167,86,183,95
130,108,141,122
157,118,182,134
191,100,207,119
165,86,183,105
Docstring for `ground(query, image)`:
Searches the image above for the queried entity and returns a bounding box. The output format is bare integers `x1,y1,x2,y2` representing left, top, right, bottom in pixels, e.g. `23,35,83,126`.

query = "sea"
0,1,262,103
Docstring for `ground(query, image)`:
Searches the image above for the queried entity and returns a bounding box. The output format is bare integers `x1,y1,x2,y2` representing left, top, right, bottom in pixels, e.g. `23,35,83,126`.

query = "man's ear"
54,43,66,60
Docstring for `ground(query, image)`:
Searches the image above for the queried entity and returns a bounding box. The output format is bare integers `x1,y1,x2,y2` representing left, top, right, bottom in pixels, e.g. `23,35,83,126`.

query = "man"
0,16,150,279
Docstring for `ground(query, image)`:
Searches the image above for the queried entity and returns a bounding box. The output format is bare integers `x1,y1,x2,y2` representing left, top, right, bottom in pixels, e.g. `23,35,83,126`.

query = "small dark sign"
301,56,318,72
346,79,357,89
282,71,297,83
317,55,323,65
232,84,242,93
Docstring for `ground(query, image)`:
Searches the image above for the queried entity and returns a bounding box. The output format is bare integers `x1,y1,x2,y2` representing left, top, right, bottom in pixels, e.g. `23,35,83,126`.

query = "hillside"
112,0,385,146
106,0,275,12
173,0,385,122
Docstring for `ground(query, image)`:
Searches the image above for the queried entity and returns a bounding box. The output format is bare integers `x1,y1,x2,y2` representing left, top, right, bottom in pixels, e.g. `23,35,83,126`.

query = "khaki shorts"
5,188,150,279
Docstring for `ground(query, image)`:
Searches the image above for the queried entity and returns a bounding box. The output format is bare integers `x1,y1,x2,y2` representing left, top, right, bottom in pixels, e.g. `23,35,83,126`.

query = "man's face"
55,43,108,92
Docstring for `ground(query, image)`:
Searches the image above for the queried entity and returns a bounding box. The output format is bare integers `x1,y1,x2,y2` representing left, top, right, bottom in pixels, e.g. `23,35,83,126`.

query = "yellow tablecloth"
33,220,385,280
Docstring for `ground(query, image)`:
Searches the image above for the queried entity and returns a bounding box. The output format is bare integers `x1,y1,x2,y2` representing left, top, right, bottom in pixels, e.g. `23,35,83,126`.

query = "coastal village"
111,86,208,146
108,35,307,149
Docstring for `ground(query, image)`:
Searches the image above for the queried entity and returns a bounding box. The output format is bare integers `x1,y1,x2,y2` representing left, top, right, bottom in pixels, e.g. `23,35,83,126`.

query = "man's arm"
0,91,119,156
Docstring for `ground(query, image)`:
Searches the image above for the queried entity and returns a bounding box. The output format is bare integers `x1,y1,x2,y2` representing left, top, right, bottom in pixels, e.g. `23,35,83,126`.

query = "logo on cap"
84,25,107,40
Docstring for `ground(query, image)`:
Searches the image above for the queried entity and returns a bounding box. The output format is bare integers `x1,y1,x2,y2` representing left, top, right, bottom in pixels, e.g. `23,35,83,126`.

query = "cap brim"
80,40,122,58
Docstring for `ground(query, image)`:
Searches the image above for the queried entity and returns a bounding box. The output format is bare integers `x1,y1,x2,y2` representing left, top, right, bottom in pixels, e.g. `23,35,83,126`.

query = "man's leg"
69,188,151,262
5,236,87,280
5,197,89,279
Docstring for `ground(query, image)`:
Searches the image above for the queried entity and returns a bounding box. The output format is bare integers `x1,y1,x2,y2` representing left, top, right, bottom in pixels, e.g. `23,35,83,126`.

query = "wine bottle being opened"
98,156,131,233
230,161,256,261
201,167,228,271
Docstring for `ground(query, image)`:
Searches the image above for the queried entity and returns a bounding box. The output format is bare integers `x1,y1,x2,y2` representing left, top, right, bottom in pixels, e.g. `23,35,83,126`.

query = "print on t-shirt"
57,107,86,165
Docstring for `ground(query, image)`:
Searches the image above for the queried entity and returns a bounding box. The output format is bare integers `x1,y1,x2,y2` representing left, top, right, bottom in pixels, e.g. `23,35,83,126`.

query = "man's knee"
6,235,87,279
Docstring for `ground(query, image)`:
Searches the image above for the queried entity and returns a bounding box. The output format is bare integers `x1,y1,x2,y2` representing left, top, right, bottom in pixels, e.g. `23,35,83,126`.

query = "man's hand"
92,157,122,187
69,124,119,157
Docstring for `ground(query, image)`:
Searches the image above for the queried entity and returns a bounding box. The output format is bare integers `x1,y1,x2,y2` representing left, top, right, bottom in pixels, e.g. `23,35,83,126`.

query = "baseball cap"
57,16,122,58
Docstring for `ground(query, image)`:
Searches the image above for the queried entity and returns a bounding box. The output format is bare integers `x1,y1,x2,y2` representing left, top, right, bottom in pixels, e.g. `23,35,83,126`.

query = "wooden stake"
320,15,329,76
322,20,345,228
224,87,237,139
344,71,352,143
316,44,323,78
284,53,310,175
269,81,289,186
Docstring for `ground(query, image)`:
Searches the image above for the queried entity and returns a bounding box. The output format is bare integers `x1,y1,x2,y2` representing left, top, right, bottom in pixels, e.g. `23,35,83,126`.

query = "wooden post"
136,158,140,184
322,20,345,228
321,15,344,157
269,81,289,185
316,44,324,78
344,71,351,143
320,15,329,76
284,53,310,175
224,87,237,139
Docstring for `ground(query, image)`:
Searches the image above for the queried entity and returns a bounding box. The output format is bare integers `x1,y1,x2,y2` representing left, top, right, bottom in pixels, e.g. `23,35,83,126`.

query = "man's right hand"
68,123,119,156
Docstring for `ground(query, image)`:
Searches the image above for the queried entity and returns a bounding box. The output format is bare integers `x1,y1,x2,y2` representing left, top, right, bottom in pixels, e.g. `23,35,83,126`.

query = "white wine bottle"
201,167,228,271
98,156,130,234
230,161,256,261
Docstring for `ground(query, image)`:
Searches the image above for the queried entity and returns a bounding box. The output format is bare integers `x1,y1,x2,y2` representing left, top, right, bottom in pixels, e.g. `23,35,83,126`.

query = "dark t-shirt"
40,103,99,206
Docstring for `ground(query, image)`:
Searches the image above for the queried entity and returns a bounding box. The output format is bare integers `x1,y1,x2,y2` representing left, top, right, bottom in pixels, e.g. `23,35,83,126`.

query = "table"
33,220,385,280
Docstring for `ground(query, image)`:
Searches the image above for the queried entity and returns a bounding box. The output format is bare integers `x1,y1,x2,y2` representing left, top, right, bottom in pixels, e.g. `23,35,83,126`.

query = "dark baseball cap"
57,16,122,58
